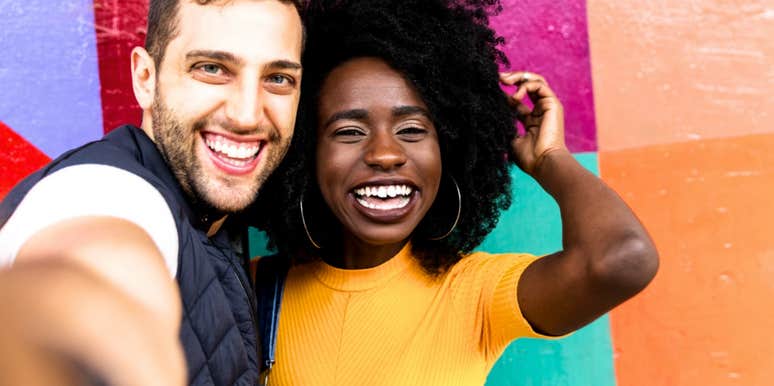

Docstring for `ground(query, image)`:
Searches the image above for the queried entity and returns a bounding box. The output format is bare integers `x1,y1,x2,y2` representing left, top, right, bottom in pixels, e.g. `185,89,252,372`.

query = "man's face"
150,0,303,213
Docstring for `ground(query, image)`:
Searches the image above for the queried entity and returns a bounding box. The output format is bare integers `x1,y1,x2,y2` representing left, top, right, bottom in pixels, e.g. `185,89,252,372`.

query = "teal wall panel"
248,227,273,258
487,317,613,386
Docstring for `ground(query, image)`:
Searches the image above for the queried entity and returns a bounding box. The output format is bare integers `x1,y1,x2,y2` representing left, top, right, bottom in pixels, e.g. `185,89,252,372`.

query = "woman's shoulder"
443,250,541,282
458,250,538,266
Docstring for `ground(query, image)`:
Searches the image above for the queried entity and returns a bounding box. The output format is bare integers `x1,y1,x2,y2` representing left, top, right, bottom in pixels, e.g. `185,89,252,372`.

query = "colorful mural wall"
1,0,772,385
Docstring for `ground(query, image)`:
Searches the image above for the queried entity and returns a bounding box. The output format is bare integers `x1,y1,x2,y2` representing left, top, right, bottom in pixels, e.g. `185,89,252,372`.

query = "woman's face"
315,57,442,249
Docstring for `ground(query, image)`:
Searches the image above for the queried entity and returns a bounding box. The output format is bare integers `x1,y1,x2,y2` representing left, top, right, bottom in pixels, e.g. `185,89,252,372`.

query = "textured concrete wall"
589,1,774,385
1,0,772,385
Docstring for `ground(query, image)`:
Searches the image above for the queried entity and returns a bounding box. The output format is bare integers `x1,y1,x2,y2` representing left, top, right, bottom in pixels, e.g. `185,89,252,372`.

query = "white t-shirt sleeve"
0,164,179,276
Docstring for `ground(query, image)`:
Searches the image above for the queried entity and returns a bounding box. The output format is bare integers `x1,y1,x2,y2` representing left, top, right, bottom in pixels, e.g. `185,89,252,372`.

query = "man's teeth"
205,137,261,160
354,185,413,198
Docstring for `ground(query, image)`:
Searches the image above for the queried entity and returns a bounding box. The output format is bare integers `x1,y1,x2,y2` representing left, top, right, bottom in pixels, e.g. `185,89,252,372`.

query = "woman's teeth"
354,185,413,198
354,185,414,210
357,196,411,210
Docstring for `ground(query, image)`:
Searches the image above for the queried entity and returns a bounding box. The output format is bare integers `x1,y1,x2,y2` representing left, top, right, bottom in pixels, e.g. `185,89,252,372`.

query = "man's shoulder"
0,126,184,273
0,125,180,227
49,125,155,175
12,125,152,185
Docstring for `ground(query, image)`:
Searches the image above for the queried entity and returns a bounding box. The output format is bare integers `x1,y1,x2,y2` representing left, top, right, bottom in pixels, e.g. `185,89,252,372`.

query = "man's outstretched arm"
1,217,185,386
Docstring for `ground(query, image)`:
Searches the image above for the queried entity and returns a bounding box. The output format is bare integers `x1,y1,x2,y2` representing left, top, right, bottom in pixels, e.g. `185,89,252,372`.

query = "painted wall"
1,1,772,385
590,1,774,385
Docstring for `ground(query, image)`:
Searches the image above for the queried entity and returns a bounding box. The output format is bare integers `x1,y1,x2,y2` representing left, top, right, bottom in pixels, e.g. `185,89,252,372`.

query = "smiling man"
0,1,303,385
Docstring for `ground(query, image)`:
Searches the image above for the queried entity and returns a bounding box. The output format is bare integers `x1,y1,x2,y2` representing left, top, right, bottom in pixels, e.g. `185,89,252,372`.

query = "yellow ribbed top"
269,244,546,386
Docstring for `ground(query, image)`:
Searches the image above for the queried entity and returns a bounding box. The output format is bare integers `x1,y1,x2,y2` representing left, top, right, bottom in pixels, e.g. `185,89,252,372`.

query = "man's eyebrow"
266,60,302,71
186,50,243,65
322,109,368,128
185,51,301,73
393,105,430,118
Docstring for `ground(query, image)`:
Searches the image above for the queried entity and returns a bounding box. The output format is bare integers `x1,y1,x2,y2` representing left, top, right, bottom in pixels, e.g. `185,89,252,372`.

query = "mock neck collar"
312,243,415,292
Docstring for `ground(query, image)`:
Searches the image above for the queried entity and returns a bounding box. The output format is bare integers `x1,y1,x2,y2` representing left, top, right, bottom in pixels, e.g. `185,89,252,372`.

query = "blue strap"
254,254,290,384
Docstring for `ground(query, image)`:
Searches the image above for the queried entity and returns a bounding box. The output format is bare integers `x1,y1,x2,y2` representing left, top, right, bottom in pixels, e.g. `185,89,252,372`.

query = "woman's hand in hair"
500,72,659,336
500,71,568,177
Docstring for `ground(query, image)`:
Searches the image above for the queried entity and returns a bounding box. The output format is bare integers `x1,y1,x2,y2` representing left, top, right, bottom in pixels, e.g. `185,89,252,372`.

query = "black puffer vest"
0,125,259,385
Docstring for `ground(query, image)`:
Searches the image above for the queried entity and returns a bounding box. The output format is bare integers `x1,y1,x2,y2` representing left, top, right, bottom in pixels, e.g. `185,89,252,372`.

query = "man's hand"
500,71,568,176
2,217,186,385
0,258,186,386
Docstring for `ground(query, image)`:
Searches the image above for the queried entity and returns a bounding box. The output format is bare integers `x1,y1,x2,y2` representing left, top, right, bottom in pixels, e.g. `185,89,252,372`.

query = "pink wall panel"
94,0,148,133
588,0,774,152
492,0,598,152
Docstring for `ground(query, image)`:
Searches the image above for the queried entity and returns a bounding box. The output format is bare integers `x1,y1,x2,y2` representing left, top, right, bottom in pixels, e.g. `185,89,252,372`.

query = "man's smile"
202,132,264,174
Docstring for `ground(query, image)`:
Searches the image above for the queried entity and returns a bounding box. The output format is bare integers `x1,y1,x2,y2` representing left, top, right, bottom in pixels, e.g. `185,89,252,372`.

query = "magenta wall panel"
491,0,597,152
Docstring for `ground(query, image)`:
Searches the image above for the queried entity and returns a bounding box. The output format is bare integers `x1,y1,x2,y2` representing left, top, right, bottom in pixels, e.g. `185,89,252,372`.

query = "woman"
255,0,659,384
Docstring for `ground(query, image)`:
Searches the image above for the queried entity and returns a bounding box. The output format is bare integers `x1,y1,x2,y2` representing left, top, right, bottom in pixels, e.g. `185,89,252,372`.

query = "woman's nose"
363,132,407,170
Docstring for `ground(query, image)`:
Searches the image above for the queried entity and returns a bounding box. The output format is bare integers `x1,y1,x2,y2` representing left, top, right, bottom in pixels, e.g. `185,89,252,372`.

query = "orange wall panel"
588,0,774,151
601,133,774,385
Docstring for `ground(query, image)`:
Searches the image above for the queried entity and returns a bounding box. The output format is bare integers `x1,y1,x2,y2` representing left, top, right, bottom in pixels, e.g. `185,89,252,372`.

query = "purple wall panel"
0,0,104,158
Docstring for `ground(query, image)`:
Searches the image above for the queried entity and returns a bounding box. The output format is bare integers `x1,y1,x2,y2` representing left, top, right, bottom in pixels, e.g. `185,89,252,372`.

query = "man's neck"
206,215,229,237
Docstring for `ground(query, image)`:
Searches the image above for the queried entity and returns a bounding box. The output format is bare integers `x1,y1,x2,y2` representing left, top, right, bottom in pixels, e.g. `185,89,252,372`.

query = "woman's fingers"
503,72,567,175
503,71,556,116
499,71,547,86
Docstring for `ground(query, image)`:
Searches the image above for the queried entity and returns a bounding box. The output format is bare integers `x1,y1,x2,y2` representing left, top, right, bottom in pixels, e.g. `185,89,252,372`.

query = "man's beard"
150,94,288,214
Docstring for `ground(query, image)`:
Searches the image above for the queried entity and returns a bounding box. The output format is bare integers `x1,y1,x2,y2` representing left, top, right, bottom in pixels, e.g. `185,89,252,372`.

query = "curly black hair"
252,0,518,274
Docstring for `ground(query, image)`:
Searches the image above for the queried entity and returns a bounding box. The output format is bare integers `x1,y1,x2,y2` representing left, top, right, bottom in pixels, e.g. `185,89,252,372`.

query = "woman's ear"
131,47,156,110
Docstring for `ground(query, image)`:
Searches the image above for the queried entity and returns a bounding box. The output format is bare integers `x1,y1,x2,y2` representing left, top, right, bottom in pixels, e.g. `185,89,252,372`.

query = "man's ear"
131,47,156,110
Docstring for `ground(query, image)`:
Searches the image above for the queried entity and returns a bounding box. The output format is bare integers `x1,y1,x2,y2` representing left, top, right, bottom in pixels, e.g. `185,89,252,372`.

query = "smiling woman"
251,0,659,385
313,57,443,267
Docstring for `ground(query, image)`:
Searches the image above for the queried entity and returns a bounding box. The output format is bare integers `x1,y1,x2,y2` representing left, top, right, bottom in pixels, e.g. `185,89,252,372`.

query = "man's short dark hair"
145,0,304,68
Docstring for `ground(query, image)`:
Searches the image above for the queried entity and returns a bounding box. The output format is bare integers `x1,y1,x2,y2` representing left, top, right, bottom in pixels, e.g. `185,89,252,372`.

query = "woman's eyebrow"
322,109,368,128
392,105,430,118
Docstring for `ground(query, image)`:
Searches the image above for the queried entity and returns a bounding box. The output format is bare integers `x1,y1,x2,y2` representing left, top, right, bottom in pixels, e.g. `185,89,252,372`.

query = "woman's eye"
397,127,427,140
335,128,365,137
399,127,425,134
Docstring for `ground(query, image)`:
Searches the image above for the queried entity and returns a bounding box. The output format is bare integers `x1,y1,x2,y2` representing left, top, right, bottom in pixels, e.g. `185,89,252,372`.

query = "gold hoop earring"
428,175,462,241
299,192,322,249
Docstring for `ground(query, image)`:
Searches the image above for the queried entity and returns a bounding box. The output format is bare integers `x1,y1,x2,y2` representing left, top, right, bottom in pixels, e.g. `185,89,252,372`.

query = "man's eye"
191,63,230,84
268,74,293,85
199,64,222,75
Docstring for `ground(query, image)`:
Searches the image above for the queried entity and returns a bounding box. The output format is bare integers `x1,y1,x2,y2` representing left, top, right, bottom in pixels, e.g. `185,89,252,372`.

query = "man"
0,1,304,385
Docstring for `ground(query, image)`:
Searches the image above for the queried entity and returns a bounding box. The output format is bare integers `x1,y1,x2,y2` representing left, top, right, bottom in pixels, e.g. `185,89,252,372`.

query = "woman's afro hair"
251,0,519,274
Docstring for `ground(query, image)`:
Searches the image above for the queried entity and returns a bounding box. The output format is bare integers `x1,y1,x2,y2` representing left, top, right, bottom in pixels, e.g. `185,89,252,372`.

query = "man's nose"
225,77,264,131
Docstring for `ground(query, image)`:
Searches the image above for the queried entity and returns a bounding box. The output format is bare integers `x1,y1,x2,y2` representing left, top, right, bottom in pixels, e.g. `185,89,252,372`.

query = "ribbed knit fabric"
270,244,548,386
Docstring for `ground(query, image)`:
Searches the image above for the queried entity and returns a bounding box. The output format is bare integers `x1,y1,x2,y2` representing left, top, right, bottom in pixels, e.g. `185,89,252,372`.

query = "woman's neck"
323,237,409,269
